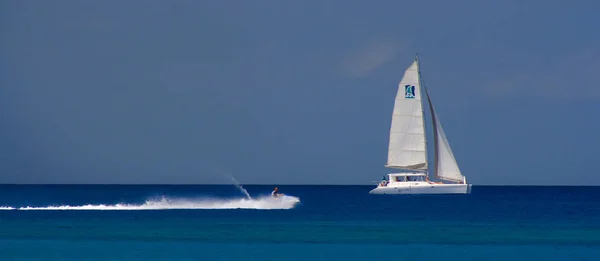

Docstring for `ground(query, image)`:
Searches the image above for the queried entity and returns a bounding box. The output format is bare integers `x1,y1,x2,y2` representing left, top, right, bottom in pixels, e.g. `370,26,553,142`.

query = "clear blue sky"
1,0,598,185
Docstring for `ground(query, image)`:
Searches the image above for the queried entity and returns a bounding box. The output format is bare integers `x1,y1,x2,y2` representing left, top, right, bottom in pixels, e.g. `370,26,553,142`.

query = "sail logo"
405,85,416,98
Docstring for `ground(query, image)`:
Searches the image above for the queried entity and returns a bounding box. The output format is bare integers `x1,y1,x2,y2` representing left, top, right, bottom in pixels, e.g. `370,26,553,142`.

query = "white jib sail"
425,89,464,183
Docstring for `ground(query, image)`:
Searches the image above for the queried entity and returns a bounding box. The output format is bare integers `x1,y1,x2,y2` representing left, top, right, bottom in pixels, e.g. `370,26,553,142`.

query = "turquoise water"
0,185,599,260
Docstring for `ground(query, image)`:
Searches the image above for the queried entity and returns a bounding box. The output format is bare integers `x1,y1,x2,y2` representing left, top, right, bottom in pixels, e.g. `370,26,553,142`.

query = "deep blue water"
0,185,599,260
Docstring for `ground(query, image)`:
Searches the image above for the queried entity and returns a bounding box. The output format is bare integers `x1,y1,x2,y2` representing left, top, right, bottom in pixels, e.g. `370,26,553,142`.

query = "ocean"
0,185,599,261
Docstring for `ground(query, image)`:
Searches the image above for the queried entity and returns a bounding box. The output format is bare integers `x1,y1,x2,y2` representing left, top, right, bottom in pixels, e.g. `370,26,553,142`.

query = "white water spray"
13,195,300,210
216,170,252,200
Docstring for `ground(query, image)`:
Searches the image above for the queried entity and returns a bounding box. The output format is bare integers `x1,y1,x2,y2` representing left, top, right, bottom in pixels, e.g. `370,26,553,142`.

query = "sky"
1,0,599,185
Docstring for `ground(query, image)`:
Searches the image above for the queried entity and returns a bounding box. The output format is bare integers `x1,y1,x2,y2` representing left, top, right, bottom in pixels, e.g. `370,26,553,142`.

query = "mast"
415,53,430,178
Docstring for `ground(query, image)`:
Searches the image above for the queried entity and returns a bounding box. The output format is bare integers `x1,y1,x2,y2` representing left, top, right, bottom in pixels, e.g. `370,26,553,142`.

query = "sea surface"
0,185,599,261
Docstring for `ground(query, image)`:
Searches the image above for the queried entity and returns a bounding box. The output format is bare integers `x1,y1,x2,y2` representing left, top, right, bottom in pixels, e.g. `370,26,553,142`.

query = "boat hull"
369,182,471,195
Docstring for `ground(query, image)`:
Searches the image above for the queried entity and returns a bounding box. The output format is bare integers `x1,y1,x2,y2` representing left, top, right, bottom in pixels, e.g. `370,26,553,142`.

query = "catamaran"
369,55,472,194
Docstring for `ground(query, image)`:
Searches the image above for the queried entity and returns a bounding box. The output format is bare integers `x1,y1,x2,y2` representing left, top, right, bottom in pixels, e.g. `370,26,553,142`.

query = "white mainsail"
424,88,464,183
386,59,427,170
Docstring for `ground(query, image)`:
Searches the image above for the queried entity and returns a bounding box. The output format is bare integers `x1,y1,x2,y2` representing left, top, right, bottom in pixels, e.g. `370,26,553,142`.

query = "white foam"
218,171,252,200
0,206,15,210
15,195,300,211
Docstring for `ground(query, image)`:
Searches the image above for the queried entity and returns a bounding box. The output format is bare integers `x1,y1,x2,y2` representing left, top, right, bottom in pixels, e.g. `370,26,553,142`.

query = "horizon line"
0,183,599,187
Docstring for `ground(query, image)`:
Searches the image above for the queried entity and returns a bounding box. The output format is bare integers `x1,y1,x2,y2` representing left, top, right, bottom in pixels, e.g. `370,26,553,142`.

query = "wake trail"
10,195,300,211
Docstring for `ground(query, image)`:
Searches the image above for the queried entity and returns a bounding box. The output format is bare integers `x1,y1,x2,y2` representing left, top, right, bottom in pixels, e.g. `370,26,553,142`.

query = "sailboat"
369,54,472,194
